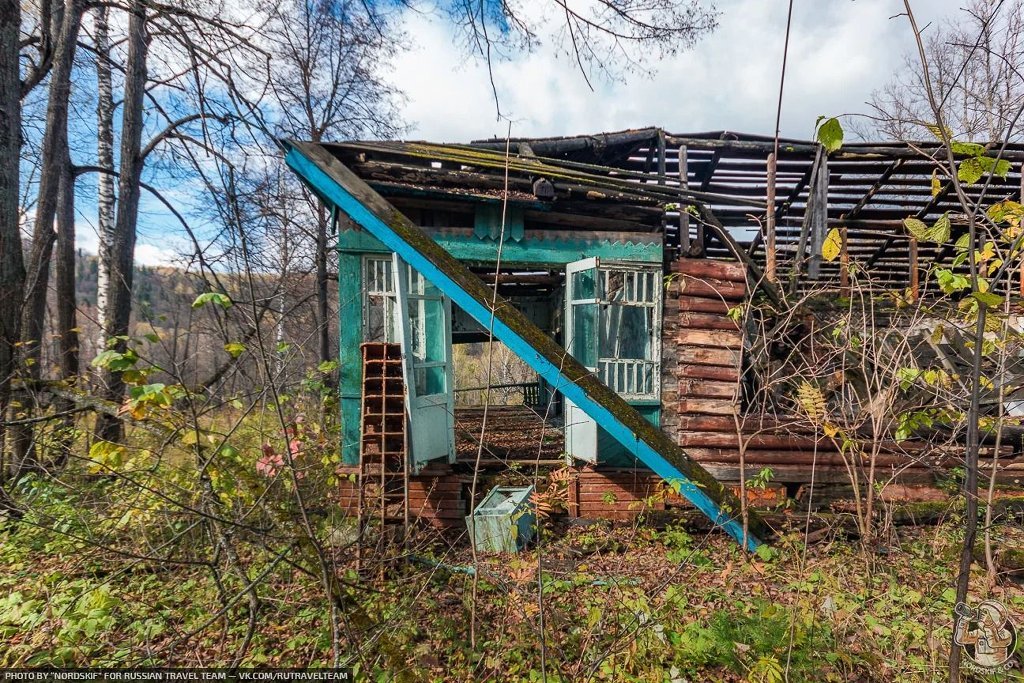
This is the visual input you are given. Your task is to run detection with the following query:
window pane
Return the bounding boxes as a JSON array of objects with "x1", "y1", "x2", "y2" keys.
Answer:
[
  {"x1": 600, "y1": 304, "x2": 652, "y2": 360},
  {"x1": 366, "y1": 294, "x2": 386, "y2": 342},
  {"x1": 407, "y1": 266, "x2": 440, "y2": 297},
  {"x1": 409, "y1": 298, "x2": 446, "y2": 363},
  {"x1": 571, "y1": 302, "x2": 597, "y2": 368},
  {"x1": 415, "y1": 365, "x2": 446, "y2": 396},
  {"x1": 572, "y1": 267, "x2": 596, "y2": 300}
]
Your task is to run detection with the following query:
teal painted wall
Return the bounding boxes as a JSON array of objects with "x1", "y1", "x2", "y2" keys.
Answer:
[
  {"x1": 337, "y1": 250, "x2": 364, "y2": 465},
  {"x1": 337, "y1": 228, "x2": 661, "y2": 266}
]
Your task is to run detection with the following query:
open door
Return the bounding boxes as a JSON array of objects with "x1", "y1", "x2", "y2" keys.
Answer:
[
  {"x1": 393, "y1": 254, "x2": 456, "y2": 473},
  {"x1": 564, "y1": 257, "x2": 600, "y2": 462},
  {"x1": 564, "y1": 257, "x2": 663, "y2": 463}
]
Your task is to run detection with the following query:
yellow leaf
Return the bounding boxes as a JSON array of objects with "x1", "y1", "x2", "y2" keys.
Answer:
[
  {"x1": 822, "y1": 228, "x2": 842, "y2": 262},
  {"x1": 796, "y1": 382, "x2": 827, "y2": 423},
  {"x1": 931, "y1": 170, "x2": 941, "y2": 197}
]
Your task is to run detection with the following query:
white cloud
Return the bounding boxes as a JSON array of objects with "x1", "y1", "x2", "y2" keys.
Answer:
[
  {"x1": 75, "y1": 219, "x2": 188, "y2": 267},
  {"x1": 389, "y1": 0, "x2": 966, "y2": 142}
]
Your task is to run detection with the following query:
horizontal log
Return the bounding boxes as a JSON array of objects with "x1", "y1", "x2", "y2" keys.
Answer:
[
  {"x1": 678, "y1": 432, "x2": 830, "y2": 449},
  {"x1": 699, "y1": 463, "x2": 940, "y2": 485},
  {"x1": 676, "y1": 379, "x2": 738, "y2": 399},
  {"x1": 684, "y1": 449, "x2": 960, "y2": 468},
  {"x1": 665, "y1": 297, "x2": 733, "y2": 314},
  {"x1": 671, "y1": 258, "x2": 747, "y2": 282},
  {"x1": 677, "y1": 415, "x2": 739, "y2": 432},
  {"x1": 676, "y1": 329, "x2": 743, "y2": 348},
  {"x1": 676, "y1": 347, "x2": 742, "y2": 367},
  {"x1": 675, "y1": 364, "x2": 740, "y2": 382},
  {"x1": 673, "y1": 312, "x2": 742, "y2": 331},
  {"x1": 677, "y1": 398, "x2": 738, "y2": 415},
  {"x1": 672, "y1": 276, "x2": 746, "y2": 301}
]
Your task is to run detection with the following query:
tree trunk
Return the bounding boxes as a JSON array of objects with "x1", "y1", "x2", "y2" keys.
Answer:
[
  {"x1": 13, "y1": 0, "x2": 83, "y2": 471},
  {"x1": 96, "y1": 0, "x2": 148, "y2": 444},
  {"x1": 93, "y1": 4, "x2": 115, "y2": 354},
  {"x1": 56, "y1": 152, "x2": 77, "y2": 381},
  {"x1": 20, "y1": 0, "x2": 84, "y2": 373},
  {"x1": 51, "y1": 149, "x2": 77, "y2": 473},
  {"x1": 0, "y1": 0, "x2": 26, "y2": 480},
  {"x1": 315, "y1": 203, "x2": 332, "y2": 382}
]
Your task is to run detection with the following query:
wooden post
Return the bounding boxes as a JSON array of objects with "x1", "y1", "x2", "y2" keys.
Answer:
[
  {"x1": 765, "y1": 153, "x2": 777, "y2": 283},
  {"x1": 839, "y1": 227, "x2": 850, "y2": 297},
  {"x1": 657, "y1": 129, "x2": 667, "y2": 185},
  {"x1": 678, "y1": 145, "x2": 690, "y2": 255},
  {"x1": 909, "y1": 237, "x2": 919, "y2": 302}
]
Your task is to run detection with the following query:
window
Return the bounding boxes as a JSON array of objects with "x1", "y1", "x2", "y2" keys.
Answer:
[
  {"x1": 598, "y1": 268, "x2": 659, "y2": 397},
  {"x1": 363, "y1": 255, "x2": 396, "y2": 343},
  {"x1": 566, "y1": 259, "x2": 661, "y2": 400}
]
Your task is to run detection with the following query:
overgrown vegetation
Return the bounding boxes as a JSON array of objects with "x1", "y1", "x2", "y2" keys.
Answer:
[{"x1": 3, "y1": 472, "x2": 1020, "y2": 681}]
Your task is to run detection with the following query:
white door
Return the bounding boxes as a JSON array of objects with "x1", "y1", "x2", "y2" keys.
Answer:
[
  {"x1": 393, "y1": 254, "x2": 456, "y2": 472},
  {"x1": 564, "y1": 257, "x2": 600, "y2": 463}
]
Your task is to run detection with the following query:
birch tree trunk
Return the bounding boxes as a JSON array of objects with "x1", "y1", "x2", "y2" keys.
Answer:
[
  {"x1": 0, "y1": 0, "x2": 26, "y2": 478},
  {"x1": 96, "y1": 0, "x2": 148, "y2": 443},
  {"x1": 94, "y1": 4, "x2": 115, "y2": 352}
]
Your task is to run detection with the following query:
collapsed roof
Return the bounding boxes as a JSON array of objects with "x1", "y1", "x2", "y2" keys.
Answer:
[{"x1": 323, "y1": 128, "x2": 1024, "y2": 293}]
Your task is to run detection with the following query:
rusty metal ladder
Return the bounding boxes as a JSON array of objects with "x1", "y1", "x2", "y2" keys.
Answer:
[{"x1": 355, "y1": 342, "x2": 409, "y2": 572}]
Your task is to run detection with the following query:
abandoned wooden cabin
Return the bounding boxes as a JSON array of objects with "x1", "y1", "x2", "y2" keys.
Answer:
[{"x1": 282, "y1": 128, "x2": 1024, "y2": 542}]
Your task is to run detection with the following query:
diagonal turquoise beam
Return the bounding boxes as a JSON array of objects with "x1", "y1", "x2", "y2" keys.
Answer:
[{"x1": 283, "y1": 139, "x2": 766, "y2": 551}]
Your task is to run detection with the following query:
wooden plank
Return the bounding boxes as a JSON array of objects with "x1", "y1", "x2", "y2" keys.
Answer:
[
  {"x1": 677, "y1": 347, "x2": 742, "y2": 367},
  {"x1": 671, "y1": 258, "x2": 747, "y2": 282},
  {"x1": 673, "y1": 276, "x2": 746, "y2": 301},
  {"x1": 676, "y1": 329, "x2": 743, "y2": 348},
  {"x1": 667, "y1": 297, "x2": 733, "y2": 314},
  {"x1": 677, "y1": 379, "x2": 738, "y2": 399},
  {"x1": 674, "y1": 312, "x2": 742, "y2": 331},
  {"x1": 678, "y1": 145, "x2": 690, "y2": 253},
  {"x1": 676, "y1": 364, "x2": 740, "y2": 382},
  {"x1": 677, "y1": 398, "x2": 738, "y2": 415}
]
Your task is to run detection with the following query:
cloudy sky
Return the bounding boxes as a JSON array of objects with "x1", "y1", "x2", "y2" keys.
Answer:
[
  {"x1": 117, "y1": 0, "x2": 970, "y2": 266},
  {"x1": 389, "y1": 0, "x2": 965, "y2": 142}
]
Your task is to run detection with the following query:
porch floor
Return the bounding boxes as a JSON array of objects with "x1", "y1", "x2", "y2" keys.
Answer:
[{"x1": 454, "y1": 405, "x2": 564, "y2": 468}]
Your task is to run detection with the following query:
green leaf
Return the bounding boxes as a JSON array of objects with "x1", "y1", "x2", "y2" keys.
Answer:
[
  {"x1": 978, "y1": 155, "x2": 1011, "y2": 178},
  {"x1": 821, "y1": 228, "x2": 842, "y2": 262},
  {"x1": 816, "y1": 117, "x2": 844, "y2": 153},
  {"x1": 903, "y1": 217, "x2": 930, "y2": 241},
  {"x1": 224, "y1": 342, "x2": 246, "y2": 358},
  {"x1": 958, "y1": 157, "x2": 984, "y2": 184},
  {"x1": 930, "y1": 213, "x2": 951, "y2": 244},
  {"x1": 91, "y1": 349, "x2": 138, "y2": 371},
  {"x1": 972, "y1": 291, "x2": 1003, "y2": 308},
  {"x1": 192, "y1": 292, "x2": 232, "y2": 309},
  {"x1": 951, "y1": 140, "x2": 985, "y2": 157}
]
